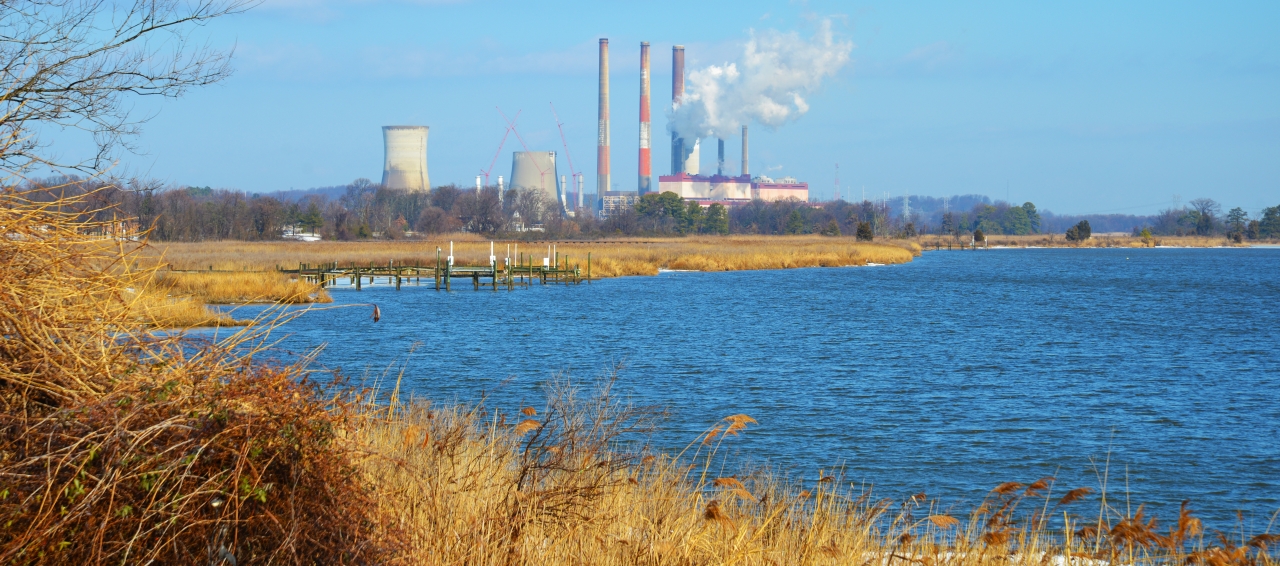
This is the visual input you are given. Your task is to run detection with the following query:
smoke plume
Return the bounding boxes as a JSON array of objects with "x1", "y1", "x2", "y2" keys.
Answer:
[{"x1": 668, "y1": 20, "x2": 853, "y2": 141}]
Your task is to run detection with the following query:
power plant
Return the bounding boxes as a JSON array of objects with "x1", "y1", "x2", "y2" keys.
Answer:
[
  {"x1": 381, "y1": 126, "x2": 429, "y2": 192},
  {"x1": 376, "y1": 40, "x2": 810, "y2": 216},
  {"x1": 657, "y1": 59, "x2": 808, "y2": 203},
  {"x1": 509, "y1": 151, "x2": 561, "y2": 206}
]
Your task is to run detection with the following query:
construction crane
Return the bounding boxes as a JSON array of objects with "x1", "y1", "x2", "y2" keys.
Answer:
[
  {"x1": 549, "y1": 103, "x2": 581, "y2": 210},
  {"x1": 479, "y1": 110, "x2": 520, "y2": 188},
  {"x1": 497, "y1": 107, "x2": 554, "y2": 201}
]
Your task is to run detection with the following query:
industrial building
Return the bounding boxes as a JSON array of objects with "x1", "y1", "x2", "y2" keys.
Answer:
[
  {"x1": 656, "y1": 125, "x2": 809, "y2": 204},
  {"x1": 509, "y1": 151, "x2": 563, "y2": 208},
  {"x1": 381, "y1": 126, "x2": 429, "y2": 192},
  {"x1": 648, "y1": 45, "x2": 808, "y2": 208}
]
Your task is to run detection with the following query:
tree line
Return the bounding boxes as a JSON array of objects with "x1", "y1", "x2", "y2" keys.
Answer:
[{"x1": 14, "y1": 176, "x2": 1279, "y2": 242}]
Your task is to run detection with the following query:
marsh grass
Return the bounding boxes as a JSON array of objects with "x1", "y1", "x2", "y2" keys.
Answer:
[
  {"x1": 355, "y1": 376, "x2": 1279, "y2": 565},
  {"x1": 1, "y1": 186, "x2": 397, "y2": 562},
  {"x1": 125, "y1": 287, "x2": 247, "y2": 327},
  {"x1": 155, "y1": 270, "x2": 332, "y2": 304},
  {"x1": 145, "y1": 235, "x2": 917, "y2": 278},
  {"x1": 4, "y1": 187, "x2": 1275, "y2": 564}
]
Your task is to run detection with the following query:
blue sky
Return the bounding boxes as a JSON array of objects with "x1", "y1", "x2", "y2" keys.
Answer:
[{"x1": 85, "y1": 0, "x2": 1277, "y2": 215}]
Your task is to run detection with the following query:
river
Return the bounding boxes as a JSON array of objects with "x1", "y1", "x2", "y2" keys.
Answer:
[{"x1": 217, "y1": 247, "x2": 1280, "y2": 528}]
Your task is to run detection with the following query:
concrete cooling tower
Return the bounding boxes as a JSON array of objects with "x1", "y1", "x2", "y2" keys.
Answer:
[
  {"x1": 509, "y1": 151, "x2": 560, "y2": 207},
  {"x1": 381, "y1": 126, "x2": 430, "y2": 191}
]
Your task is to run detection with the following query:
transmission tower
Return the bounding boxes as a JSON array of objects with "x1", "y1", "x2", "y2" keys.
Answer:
[{"x1": 834, "y1": 163, "x2": 840, "y2": 202}]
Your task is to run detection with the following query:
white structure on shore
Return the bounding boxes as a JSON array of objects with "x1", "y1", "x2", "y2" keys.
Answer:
[{"x1": 382, "y1": 126, "x2": 430, "y2": 192}]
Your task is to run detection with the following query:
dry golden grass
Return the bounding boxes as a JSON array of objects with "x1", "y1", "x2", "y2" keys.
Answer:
[
  {"x1": 354, "y1": 377, "x2": 1279, "y2": 565},
  {"x1": 145, "y1": 235, "x2": 916, "y2": 279},
  {"x1": 155, "y1": 270, "x2": 331, "y2": 304},
  {"x1": 126, "y1": 287, "x2": 246, "y2": 327},
  {"x1": 2, "y1": 186, "x2": 394, "y2": 562},
  {"x1": 7, "y1": 189, "x2": 1275, "y2": 564},
  {"x1": 916, "y1": 233, "x2": 1248, "y2": 249}
]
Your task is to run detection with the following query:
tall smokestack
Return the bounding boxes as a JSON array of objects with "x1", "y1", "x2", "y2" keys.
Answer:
[
  {"x1": 717, "y1": 138, "x2": 725, "y2": 176},
  {"x1": 671, "y1": 45, "x2": 684, "y2": 175},
  {"x1": 638, "y1": 42, "x2": 652, "y2": 194},
  {"x1": 741, "y1": 126, "x2": 749, "y2": 177},
  {"x1": 597, "y1": 38, "x2": 610, "y2": 195}
]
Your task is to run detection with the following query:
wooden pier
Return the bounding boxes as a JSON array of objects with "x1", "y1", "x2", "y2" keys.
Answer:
[{"x1": 276, "y1": 244, "x2": 593, "y2": 292}]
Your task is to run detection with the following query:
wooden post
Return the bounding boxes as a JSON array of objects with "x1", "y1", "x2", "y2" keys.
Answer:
[
  {"x1": 395, "y1": 266, "x2": 402, "y2": 290},
  {"x1": 435, "y1": 248, "x2": 441, "y2": 290},
  {"x1": 355, "y1": 266, "x2": 362, "y2": 291}
]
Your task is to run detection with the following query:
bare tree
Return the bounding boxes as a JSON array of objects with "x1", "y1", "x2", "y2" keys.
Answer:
[
  {"x1": 513, "y1": 187, "x2": 548, "y2": 226},
  {"x1": 1, "y1": 0, "x2": 254, "y2": 175}
]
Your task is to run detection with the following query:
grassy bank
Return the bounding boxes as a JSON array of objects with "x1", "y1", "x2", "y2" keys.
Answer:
[
  {"x1": 4, "y1": 192, "x2": 1274, "y2": 564},
  {"x1": 144, "y1": 235, "x2": 919, "y2": 278},
  {"x1": 915, "y1": 233, "x2": 1254, "y2": 249},
  {"x1": 155, "y1": 270, "x2": 331, "y2": 305}
]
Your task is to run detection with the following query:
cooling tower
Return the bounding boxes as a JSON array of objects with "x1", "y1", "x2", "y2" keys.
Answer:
[
  {"x1": 510, "y1": 151, "x2": 560, "y2": 208},
  {"x1": 597, "y1": 38, "x2": 611, "y2": 195},
  {"x1": 638, "y1": 41, "x2": 652, "y2": 195},
  {"x1": 381, "y1": 126, "x2": 429, "y2": 191}
]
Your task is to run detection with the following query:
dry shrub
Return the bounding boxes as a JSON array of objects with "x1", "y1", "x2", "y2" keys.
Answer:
[{"x1": 0, "y1": 186, "x2": 397, "y2": 563}]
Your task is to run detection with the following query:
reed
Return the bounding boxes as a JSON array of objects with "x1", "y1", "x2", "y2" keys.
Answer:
[
  {"x1": 354, "y1": 378, "x2": 1279, "y2": 565},
  {"x1": 126, "y1": 287, "x2": 247, "y2": 327},
  {"x1": 154, "y1": 270, "x2": 331, "y2": 304},
  {"x1": 0, "y1": 186, "x2": 398, "y2": 562},
  {"x1": 5, "y1": 189, "x2": 1274, "y2": 564},
  {"x1": 145, "y1": 235, "x2": 916, "y2": 278}
]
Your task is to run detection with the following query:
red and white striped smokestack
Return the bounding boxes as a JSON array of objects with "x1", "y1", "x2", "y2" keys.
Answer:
[
  {"x1": 597, "y1": 38, "x2": 610, "y2": 195},
  {"x1": 638, "y1": 42, "x2": 652, "y2": 194},
  {"x1": 671, "y1": 45, "x2": 685, "y2": 175}
]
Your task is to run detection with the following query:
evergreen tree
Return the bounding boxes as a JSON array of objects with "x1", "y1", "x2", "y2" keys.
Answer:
[
  {"x1": 1260, "y1": 205, "x2": 1280, "y2": 238},
  {"x1": 785, "y1": 210, "x2": 805, "y2": 234},
  {"x1": 1004, "y1": 206, "x2": 1031, "y2": 235},
  {"x1": 704, "y1": 203, "x2": 729, "y2": 235},
  {"x1": 1226, "y1": 207, "x2": 1248, "y2": 235},
  {"x1": 299, "y1": 201, "x2": 323, "y2": 234},
  {"x1": 684, "y1": 200, "x2": 704, "y2": 234},
  {"x1": 1021, "y1": 202, "x2": 1041, "y2": 233},
  {"x1": 819, "y1": 219, "x2": 841, "y2": 236},
  {"x1": 856, "y1": 221, "x2": 874, "y2": 241},
  {"x1": 1065, "y1": 220, "x2": 1091, "y2": 242}
]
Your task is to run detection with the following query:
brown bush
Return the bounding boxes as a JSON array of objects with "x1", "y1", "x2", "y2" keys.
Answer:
[{"x1": 0, "y1": 186, "x2": 397, "y2": 563}]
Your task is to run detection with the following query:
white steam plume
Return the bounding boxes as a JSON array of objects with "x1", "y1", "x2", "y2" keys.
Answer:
[{"x1": 668, "y1": 20, "x2": 853, "y2": 141}]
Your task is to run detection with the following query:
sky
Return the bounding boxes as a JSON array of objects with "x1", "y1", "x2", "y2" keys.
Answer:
[{"x1": 59, "y1": 0, "x2": 1280, "y2": 215}]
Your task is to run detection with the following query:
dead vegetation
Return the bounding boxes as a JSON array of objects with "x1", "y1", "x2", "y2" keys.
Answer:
[
  {"x1": 145, "y1": 235, "x2": 917, "y2": 279},
  {"x1": 154, "y1": 270, "x2": 331, "y2": 305},
  {"x1": 3, "y1": 188, "x2": 1275, "y2": 565},
  {"x1": 357, "y1": 378, "x2": 1278, "y2": 565},
  {"x1": 1, "y1": 187, "x2": 395, "y2": 562}
]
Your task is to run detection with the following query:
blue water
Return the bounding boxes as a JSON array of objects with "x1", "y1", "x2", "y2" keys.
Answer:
[{"x1": 220, "y1": 248, "x2": 1280, "y2": 527}]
